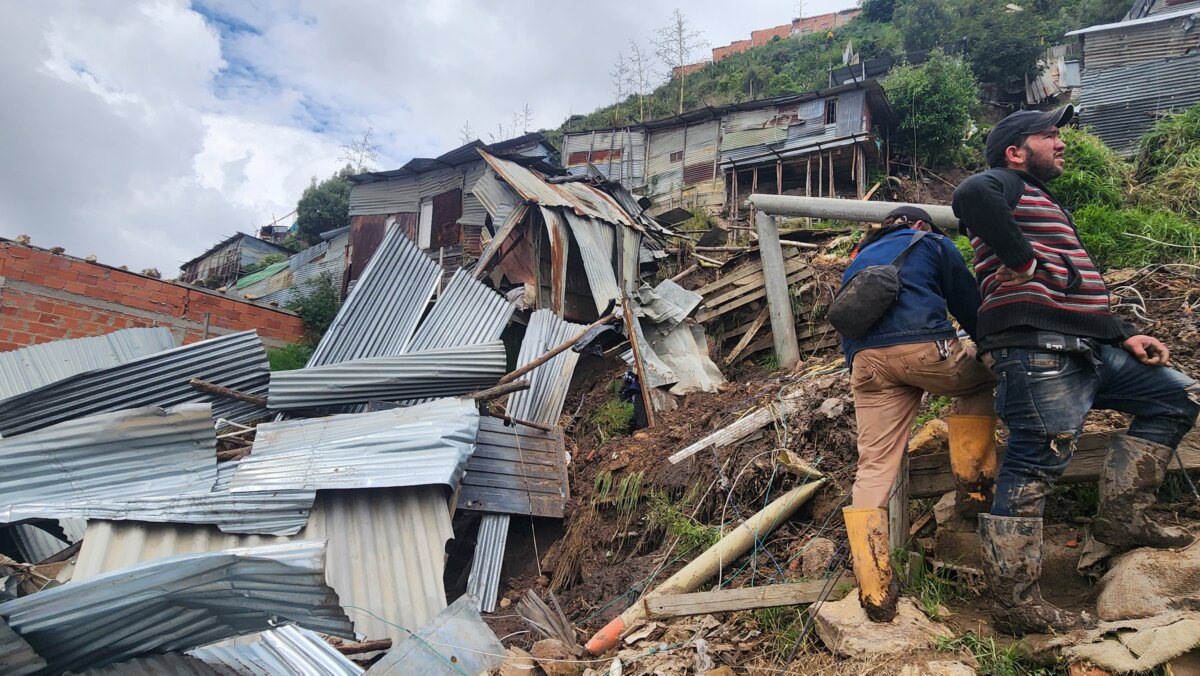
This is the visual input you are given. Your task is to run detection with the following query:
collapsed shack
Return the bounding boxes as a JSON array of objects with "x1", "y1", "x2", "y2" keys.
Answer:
[{"x1": 3, "y1": 181, "x2": 1200, "y2": 674}]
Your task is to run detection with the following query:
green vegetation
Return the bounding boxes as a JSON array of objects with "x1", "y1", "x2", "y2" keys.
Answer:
[
  {"x1": 936, "y1": 633, "x2": 1060, "y2": 675},
  {"x1": 286, "y1": 272, "x2": 342, "y2": 343},
  {"x1": 893, "y1": 547, "x2": 961, "y2": 620},
  {"x1": 1072, "y1": 205, "x2": 1199, "y2": 269},
  {"x1": 589, "y1": 397, "x2": 635, "y2": 443},
  {"x1": 883, "y1": 50, "x2": 979, "y2": 167},
  {"x1": 1048, "y1": 126, "x2": 1131, "y2": 212},
  {"x1": 295, "y1": 166, "x2": 353, "y2": 246},
  {"x1": 914, "y1": 395, "x2": 954, "y2": 430},
  {"x1": 267, "y1": 342, "x2": 313, "y2": 371},
  {"x1": 648, "y1": 491, "x2": 721, "y2": 553},
  {"x1": 751, "y1": 606, "x2": 811, "y2": 660}
]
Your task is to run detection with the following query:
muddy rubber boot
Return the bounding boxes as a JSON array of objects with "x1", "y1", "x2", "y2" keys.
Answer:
[
  {"x1": 1091, "y1": 434, "x2": 1194, "y2": 549},
  {"x1": 948, "y1": 414, "x2": 998, "y2": 517},
  {"x1": 978, "y1": 514, "x2": 1090, "y2": 636},
  {"x1": 843, "y1": 506, "x2": 899, "y2": 622}
]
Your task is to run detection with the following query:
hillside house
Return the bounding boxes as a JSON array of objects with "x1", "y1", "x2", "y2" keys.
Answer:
[
  {"x1": 179, "y1": 233, "x2": 294, "y2": 289},
  {"x1": 560, "y1": 81, "x2": 894, "y2": 216},
  {"x1": 1068, "y1": 1, "x2": 1200, "y2": 154}
]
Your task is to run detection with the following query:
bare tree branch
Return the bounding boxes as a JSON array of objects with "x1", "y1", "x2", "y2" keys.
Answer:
[
  {"x1": 338, "y1": 127, "x2": 381, "y2": 173},
  {"x1": 459, "y1": 121, "x2": 474, "y2": 145},
  {"x1": 651, "y1": 9, "x2": 709, "y2": 114},
  {"x1": 628, "y1": 41, "x2": 651, "y2": 122},
  {"x1": 610, "y1": 51, "x2": 629, "y2": 126}
]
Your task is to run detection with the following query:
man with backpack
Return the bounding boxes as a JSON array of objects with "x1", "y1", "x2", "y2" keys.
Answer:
[
  {"x1": 834, "y1": 205, "x2": 997, "y2": 622},
  {"x1": 952, "y1": 105, "x2": 1199, "y2": 635}
]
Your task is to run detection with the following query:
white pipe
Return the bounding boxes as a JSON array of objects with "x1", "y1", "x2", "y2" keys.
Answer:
[{"x1": 747, "y1": 194, "x2": 960, "y2": 232}]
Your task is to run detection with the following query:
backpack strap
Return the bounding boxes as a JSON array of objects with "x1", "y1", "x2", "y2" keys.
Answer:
[{"x1": 889, "y1": 229, "x2": 928, "y2": 268}]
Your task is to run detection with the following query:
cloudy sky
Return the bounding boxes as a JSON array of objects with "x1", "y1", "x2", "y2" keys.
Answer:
[{"x1": 0, "y1": 0, "x2": 849, "y2": 275}]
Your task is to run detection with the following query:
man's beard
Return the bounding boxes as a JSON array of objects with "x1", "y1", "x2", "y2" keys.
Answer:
[{"x1": 1026, "y1": 151, "x2": 1064, "y2": 182}]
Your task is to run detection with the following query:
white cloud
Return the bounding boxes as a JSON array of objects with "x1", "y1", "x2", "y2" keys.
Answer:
[{"x1": 0, "y1": 0, "x2": 853, "y2": 274}]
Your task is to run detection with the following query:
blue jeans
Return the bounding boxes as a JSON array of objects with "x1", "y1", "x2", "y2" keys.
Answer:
[{"x1": 989, "y1": 343, "x2": 1200, "y2": 516}]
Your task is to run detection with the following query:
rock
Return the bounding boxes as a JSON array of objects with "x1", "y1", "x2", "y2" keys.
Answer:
[
  {"x1": 704, "y1": 667, "x2": 737, "y2": 676},
  {"x1": 814, "y1": 593, "x2": 953, "y2": 658},
  {"x1": 909, "y1": 419, "x2": 950, "y2": 456},
  {"x1": 499, "y1": 596, "x2": 512, "y2": 609},
  {"x1": 818, "y1": 398, "x2": 845, "y2": 418},
  {"x1": 531, "y1": 638, "x2": 582, "y2": 676},
  {"x1": 899, "y1": 662, "x2": 976, "y2": 676},
  {"x1": 934, "y1": 492, "x2": 957, "y2": 527},
  {"x1": 801, "y1": 537, "x2": 836, "y2": 577},
  {"x1": 499, "y1": 646, "x2": 538, "y2": 676}
]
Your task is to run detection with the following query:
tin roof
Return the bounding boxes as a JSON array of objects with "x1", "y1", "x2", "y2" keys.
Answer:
[{"x1": 0, "y1": 327, "x2": 176, "y2": 400}]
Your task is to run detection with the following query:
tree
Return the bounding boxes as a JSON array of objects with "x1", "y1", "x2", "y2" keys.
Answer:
[
  {"x1": 652, "y1": 9, "x2": 709, "y2": 114},
  {"x1": 518, "y1": 103, "x2": 534, "y2": 134},
  {"x1": 295, "y1": 166, "x2": 353, "y2": 245},
  {"x1": 861, "y1": 0, "x2": 896, "y2": 22},
  {"x1": 286, "y1": 272, "x2": 341, "y2": 343},
  {"x1": 893, "y1": 0, "x2": 953, "y2": 51},
  {"x1": 459, "y1": 121, "x2": 474, "y2": 145},
  {"x1": 338, "y1": 128, "x2": 380, "y2": 173},
  {"x1": 610, "y1": 51, "x2": 630, "y2": 126},
  {"x1": 958, "y1": 2, "x2": 1045, "y2": 97},
  {"x1": 882, "y1": 49, "x2": 979, "y2": 167},
  {"x1": 628, "y1": 41, "x2": 652, "y2": 122}
]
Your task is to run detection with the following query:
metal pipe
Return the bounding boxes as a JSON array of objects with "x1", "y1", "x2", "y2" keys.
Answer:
[{"x1": 747, "y1": 194, "x2": 960, "y2": 231}]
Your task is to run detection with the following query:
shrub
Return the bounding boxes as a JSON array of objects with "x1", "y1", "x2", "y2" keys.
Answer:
[
  {"x1": 286, "y1": 272, "x2": 341, "y2": 343},
  {"x1": 1134, "y1": 103, "x2": 1200, "y2": 180},
  {"x1": 883, "y1": 50, "x2": 979, "y2": 168},
  {"x1": 1073, "y1": 204, "x2": 1199, "y2": 269},
  {"x1": 268, "y1": 342, "x2": 313, "y2": 371},
  {"x1": 1137, "y1": 147, "x2": 1200, "y2": 221},
  {"x1": 1048, "y1": 126, "x2": 1132, "y2": 212}
]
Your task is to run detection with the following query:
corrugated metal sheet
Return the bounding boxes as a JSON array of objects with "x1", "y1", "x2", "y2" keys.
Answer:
[
  {"x1": 0, "y1": 541, "x2": 353, "y2": 675},
  {"x1": 77, "y1": 653, "x2": 230, "y2": 675},
  {"x1": 0, "y1": 405, "x2": 217, "y2": 523},
  {"x1": 407, "y1": 269, "x2": 514, "y2": 351},
  {"x1": 348, "y1": 176, "x2": 421, "y2": 216},
  {"x1": 1077, "y1": 11, "x2": 1200, "y2": 71},
  {"x1": 561, "y1": 129, "x2": 647, "y2": 188},
  {"x1": 418, "y1": 166, "x2": 465, "y2": 200},
  {"x1": 72, "y1": 487, "x2": 454, "y2": 646},
  {"x1": 189, "y1": 625, "x2": 364, "y2": 676},
  {"x1": 9, "y1": 524, "x2": 71, "y2": 565},
  {"x1": 478, "y1": 151, "x2": 637, "y2": 228},
  {"x1": 472, "y1": 169, "x2": 522, "y2": 229},
  {"x1": 457, "y1": 417, "x2": 568, "y2": 518},
  {"x1": 0, "y1": 327, "x2": 176, "y2": 400},
  {"x1": 646, "y1": 126, "x2": 685, "y2": 179},
  {"x1": 230, "y1": 399, "x2": 479, "y2": 492},
  {"x1": 508, "y1": 310, "x2": 585, "y2": 425},
  {"x1": 0, "y1": 331, "x2": 269, "y2": 438},
  {"x1": 267, "y1": 343, "x2": 506, "y2": 410},
  {"x1": 558, "y1": 210, "x2": 622, "y2": 315},
  {"x1": 1079, "y1": 53, "x2": 1200, "y2": 154},
  {"x1": 1070, "y1": 5, "x2": 1200, "y2": 34},
  {"x1": 836, "y1": 89, "x2": 867, "y2": 136},
  {"x1": 720, "y1": 127, "x2": 788, "y2": 151},
  {"x1": 307, "y1": 225, "x2": 442, "y2": 367},
  {"x1": 365, "y1": 596, "x2": 505, "y2": 675},
  {"x1": 465, "y1": 513, "x2": 509, "y2": 614},
  {"x1": 0, "y1": 618, "x2": 45, "y2": 676}
]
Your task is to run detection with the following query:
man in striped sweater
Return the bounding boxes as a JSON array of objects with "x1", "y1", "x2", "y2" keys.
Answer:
[{"x1": 952, "y1": 105, "x2": 1200, "y2": 636}]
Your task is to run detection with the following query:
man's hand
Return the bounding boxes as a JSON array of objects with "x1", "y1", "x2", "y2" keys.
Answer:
[
  {"x1": 995, "y1": 259, "x2": 1036, "y2": 287},
  {"x1": 1123, "y1": 335, "x2": 1171, "y2": 366}
]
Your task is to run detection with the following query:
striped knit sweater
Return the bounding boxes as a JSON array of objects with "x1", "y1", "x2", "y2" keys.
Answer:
[{"x1": 952, "y1": 168, "x2": 1133, "y2": 345}]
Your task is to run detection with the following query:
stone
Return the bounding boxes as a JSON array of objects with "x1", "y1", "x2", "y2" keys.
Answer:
[
  {"x1": 703, "y1": 667, "x2": 737, "y2": 676},
  {"x1": 934, "y1": 492, "x2": 958, "y2": 527},
  {"x1": 801, "y1": 537, "x2": 836, "y2": 577},
  {"x1": 926, "y1": 660, "x2": 977, "y2": 675},
  {"x1": 814, "y1": 593, "x2": 953, "y2": 658},
  {"x1": 531, "y1": 638, "x2": 583, "y2": 676},
  {"x1": 910, "y1": 419, "x2": 950, "y2": 456},
  {"x1": 499, "y1": 646, "x2": 538, "y2": 676}
]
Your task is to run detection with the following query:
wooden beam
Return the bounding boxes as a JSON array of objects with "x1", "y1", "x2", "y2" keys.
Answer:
[
  {"x1": 724, "y1": 308, "x2": 769, "y2": 365},
  {"x1": 470, "y1": 379, "x2": 530, "y2": 401},
  {"x1": 622, "y1": 293, "x2": 657, "y2": 427},
  {"x1": 909, "y1": 429, "x2": 1200, "y2": 498},
  {"x1": 498, "y1": 309, "x2": 616, "y2": 385},
  {"x1": 473, "y1": 203, "x2": 530, "y2": 280},
  {"x1": 642, "y1": 581, "x2": 847, "y2": 619},
  {"x1": 190, "y1": 378, "x2": 267, "y2": 407}
]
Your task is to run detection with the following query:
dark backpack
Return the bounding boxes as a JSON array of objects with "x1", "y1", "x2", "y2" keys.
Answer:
[{"x1": 827, "y1": 230, "x2": 928, "y2": 340}]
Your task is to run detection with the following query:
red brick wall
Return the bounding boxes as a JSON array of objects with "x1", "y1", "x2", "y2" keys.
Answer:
[
  {"x1": 751, "y1": 25, "x2": 792, "y2": 47},
  {"x1": 713, "y1": 40, "x2": 753, "y2": 62},
  {"x1": 0, "y1": 241, "x2": 306, "y2": 353}
]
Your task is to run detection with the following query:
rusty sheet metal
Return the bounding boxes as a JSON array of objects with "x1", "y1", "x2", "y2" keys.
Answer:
[
  {"x1": 0, "y1": 331, "x2": 269, "y2": 437},
  {"x1": 1079, "y1": 53, "x2": 1200, "y2": 154},
  {"x1": 0, "y1": 327, "x2": 175, "y2": 400},
  {"x1": 267, "y1": 343, "x2": 506, "y2": 410},
  {"x1": 230, "y1": 398, "x2": 479, "y2": 492},
  {"x1": 508, "y1": 310, "x2": 586, "y2": 426},
  {"x1": 471, "y1": 169, "x2": 522, "y2": 228},
  {"x1": 561, "y1": 128, "x2": 647, "y2": 188},
  {"x1": 457, "y1": 416, "x2": 568, "y2": 518},
  {"x1": 556, "y1": 209, "x2": 622, "y2": 316},
  {"x1": 308, "y1": 224, "x2": 442, "y2": 367},
  {"x1": 478, "y1": 151, "x2": 639, "y2": 229},
  {"x1": 0, "y1": 540, "x2": 353, "y2": 675},
  {"x1": 72, "y1": 486, "x2": 455, "y2": 646},
  {"x1": 365, "y1": 595, "x2": 505, "y2": 675}
]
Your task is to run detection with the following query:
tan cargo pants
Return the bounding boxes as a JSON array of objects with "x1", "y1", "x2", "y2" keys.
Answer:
[{"x1": 850, "y1": 339, "x2": 995, "y2": 508}]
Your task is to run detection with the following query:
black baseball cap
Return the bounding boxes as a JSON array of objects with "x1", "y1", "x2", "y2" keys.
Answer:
[
  {"x1": 885, "y1": 205, "x2": 934, "y2": 224},
  {"x1": 985, "y1": 105, "x2": 1073, "y2": 168}
]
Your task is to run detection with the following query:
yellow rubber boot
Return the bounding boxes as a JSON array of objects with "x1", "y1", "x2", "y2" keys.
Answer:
[
  {"x1": 843, "y1": 506, "x2": 899, "y2": 622},
  {"x1": 948, "y1": 414, "x2": 998, "y2": 517}
]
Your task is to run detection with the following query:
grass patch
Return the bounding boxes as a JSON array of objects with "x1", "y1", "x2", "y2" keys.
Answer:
[
  {"x1": 893, "y1": 546, "x2": 961, "y2": 621},
  {"x1": 589, "y1": 397, "x2": 634, "y2": 443},
  {"x1": 1072, "y1": 204, "x2": 1199, "y2": 269},
  {"x1": 952, "y1": 234, "x2": 974, "y2": 267},
  {"x1": 936, "y1": 633, "x2": 1062, "y2": 675},
  {"x1": 1138, "y1": 147, "x2": 1200, "y2": 221},
  {"x1": 758, "y1": 351, "x2": 781, "y2": 371},
  {"x1": 1135, "y1": 103, "x2": 1200, "y2": 181},
  {"x1": 752, "y1": 606, "x2": 812, "y2": 661},
  {"x1": 593, "y1": 470, "x2": 614, "y2": 507},
  {"x1": 614, "y1": 471, "x2": 644, "y2": 525},
  {"x1": 914, "y1": 395, "x2": 955, "y2": 431},
  {"x1": 647, "y1": 490, "x2": 721, "y2": 554},
  {"x1": 1048, "y1": 126, "x2": 1132, "y2": 213},
  {"x1": 1047, "y1": 482, "x2": 1099, "y2": 517},
  {"x1": 267, "y1": 342, "x2": 313, "y2": 371}
]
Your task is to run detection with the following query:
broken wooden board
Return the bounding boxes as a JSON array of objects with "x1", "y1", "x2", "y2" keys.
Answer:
[
  {"x1": 457, "y1": 417, "x2": 569, "y2": 518},
  {"x1": 642, "y1": 580, "x2": 847, "y2": 619},
  {"x1": 909, "y1": 428, "x2": 1200, "y2": 498},
  {"x1": 695, "y1": 249, "x2": 813, "y2": 324}
]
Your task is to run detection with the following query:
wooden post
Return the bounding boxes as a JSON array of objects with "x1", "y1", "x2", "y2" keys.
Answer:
[
  {"x1": 621, "y1": 294, "x2": 657, "y2": 428},
  {"x1": 828, "y1": 151, "x2": 835, "y2": 198},
  {"x1": 752, "y1": 211, "x2": 800, "y2": 368},
  {"x1": 888, "y1": 451, "x2": 911, "y2": 550},
  {"x1": 818, "y1": 152, "x2": 824, "y2": 198},
  {"x1": 806, "y1": 157, "x2": 813, "y2": 227},
  {"x1": 201, "y1": 312, "x2": 211, "y2": 340},
  {"x1": 776, "y1": 159, "x2": 783, "y2": 195}
]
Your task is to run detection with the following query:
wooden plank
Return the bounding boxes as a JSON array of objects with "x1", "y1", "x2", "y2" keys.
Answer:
[
  {"x1": 693, "y1": 247, "x2": 803, "y2": 298},
  {"x1": 725, "y1": 308, "x2": 770, "y2": 365},
  {"x1": 696, "y1": 267, "x2": 814, "y2": 323},
  {"x1": 889, "y1": 452, "x2": 910, "y2": 550},
  {"x1": 909, "y1": 429, "x2": 1200, "y2": 498},
  {"x1": 701, "y1": 257, "x2": 809, "y2": 309},
  {"x1": 642, "y1": 581, "x2": 846, "y2": 619}
]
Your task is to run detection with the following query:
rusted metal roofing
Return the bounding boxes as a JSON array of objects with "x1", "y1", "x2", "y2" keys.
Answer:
[
  {"x1": 72, "y1": 487, "x2": 455, "y2": 646},
  {"x1": 557, "y1": 210, "x2": 623, "y2": 315},
  {"x1": 561, "y1": 128, "x2": 647, "y2": 188},
  {"x1": 1078, "y1": 53, "x2": 1200, "y2": 154},
  {"x1": 230, "y1": 398, "x2": 480, "y2": 492},
  {"x1": 0, "y1": 331, "x2": 269, "y2": 437},
  {"x1": 0, "y1": 540, "x2": 353, "y2": 675},
  {"x1": 478, "y1": 151, "x2": 640, "y2": 229},
  {"x1": 365, "y1": 596, "x2": 505, "y2": 675},
  {"x1": 1071, "y1": 8, "x2": 1200, "y2": 70},
  {"x1": 306, "y1": 225, "x2": 441, "y2": 367},
  {"x1": 0, "y1": 327, "x2": 176, "y2": 400},
  {"x1": 267, "y1": 342, "x2": 506, "y2": 410},
  {"x1": 457, "y1": 416, "x2": 568, "y2": 518}
]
